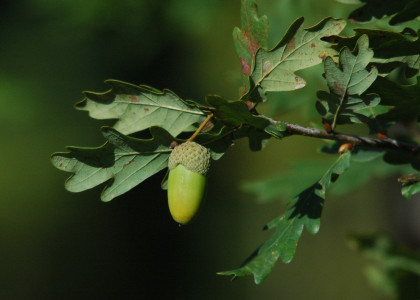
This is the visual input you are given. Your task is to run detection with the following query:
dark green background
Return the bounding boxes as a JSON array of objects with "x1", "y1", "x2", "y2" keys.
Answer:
[{"x1": 1, "y1": 0, "x2": 418, "y2": 299}]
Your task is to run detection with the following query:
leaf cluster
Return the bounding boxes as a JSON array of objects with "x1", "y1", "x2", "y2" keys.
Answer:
[
  {"x1": 337, "y1": 0, "x2": 420, "y2": 26},
  {"x1": 51, "y1": 0, "x2": 420, "y2": 288}
]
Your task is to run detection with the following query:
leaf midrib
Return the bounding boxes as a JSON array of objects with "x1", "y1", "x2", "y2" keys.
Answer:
[
  {"x1": 332, "y1": 50, "x2": 361, "y2": 129},
  {"x1": 253, "y1": 23, "x2": 333, "y2": 90},
  {"x1": 113, "y1": 99, "x2": 205, "y2": 116}
]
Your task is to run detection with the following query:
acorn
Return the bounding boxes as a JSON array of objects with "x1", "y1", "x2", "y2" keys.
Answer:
[{"x1": 167, "y1": 141, "x2": 211, "y2": 225}]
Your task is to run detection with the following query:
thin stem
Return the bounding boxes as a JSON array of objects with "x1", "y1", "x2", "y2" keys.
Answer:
[
  {"x1": 331, "y1": 59, "x2": 357, "y2": 130},
  {"x1": 192, "y1": 103, "x2": 418, "y2": 154},
  {"x1": 187, "y1": 113, "x2": 214, "y2": 142},
  {"x1": 259, "y1": 114, "x2": 419, "y2": 153}
]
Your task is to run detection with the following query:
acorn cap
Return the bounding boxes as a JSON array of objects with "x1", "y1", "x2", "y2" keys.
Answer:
[{"x1": 168, "y1": 141, "x2": 210, "y2": 176}]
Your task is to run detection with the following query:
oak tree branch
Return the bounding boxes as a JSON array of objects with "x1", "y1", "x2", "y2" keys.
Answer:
[{"x1": 261, "y1": 115, "x2": 419, "y2": 153}]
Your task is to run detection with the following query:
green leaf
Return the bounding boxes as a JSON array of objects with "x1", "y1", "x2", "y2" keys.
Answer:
[
  {"x1": 316, "y1": 35, "x2": 380, "y2": 129},
  {"x1": 243, "y1": 147, "x2": 401, "y2": 204},
  {"x1": 390, "y1": 0, "x2": 420, "y2": 25},
  {"x1": 324, "y1": 35, "x2": 376, "y2": 95},
  {"x1": 206, "y1": 95, "x2": 286, "y2": 140},
  {"x1": 324, "y1": 28, "x2": 420, "y2": 79},
  {"x1": 337, "y1": 0, "x2": 419, "y2": 25},
  {"x1": 399, "y1": 174, "x2": 420, "y2": 199},
  {"x1": 256, "y1": 145, "x2": 418, "y2": 200},
  {"x1": 401, "y1": 182, "x2": 420, "y2": 199},
  {"x1": 219, "y1": 151, "x2": 351, "y2": 284},
  {"x1": 207, "y1": 95, "x2": 269, "y2": 128},
  {"x1": 368, "y1": 76, "x2": 420, "y2": 121},
  {"x1": 242, "y1": 17, "x2": 346, "y2": 102},
  {"x1": 76, "y1": 80, "x2": 206, "y2": 136},
  {"x1": 233, "y1": 0, "x2": 269, "y2": 96},
  {"x1": 321, "y1": 145, "x2": 419, "y2": 195},
  {"x1": 317, "y1": 91, "x2": 383, "y2": 125},
  {"x1": 241, "y1": 160, "x2": 333, "y2": 203},
  {"x1": 263, "y1": 122, "x2": 287, "y2": 139},
  {"x1": 332, "y1": 152, "x2": 415, "y2": 195},
  {"x1": 239, "y1": 126, "x2": 272, "y2": 151},
  {"x1": 51, "y1": 127, "x2": 174, "y2": 202},
  {"x1": 349, "y1": 148, "x2": 386, "y2": 163}
]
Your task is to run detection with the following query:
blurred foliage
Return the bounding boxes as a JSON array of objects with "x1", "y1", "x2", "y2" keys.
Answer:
[
  {"x1": 348, "y1": 232, "x2": 420, "y2": 299},
  {"x1": 2, "y1": 0, "x2": 420, "y2": 299}
]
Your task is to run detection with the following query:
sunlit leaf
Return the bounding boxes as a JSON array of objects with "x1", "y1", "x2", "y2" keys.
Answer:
[
  {"x1": 76, "y1": 80, "x2": 206, "y2": 136},
  {"x1": 51, "y1": 127, "x2": 174, "y2": 202},
  {"x1": 219, "y1": 151, "x2": 351, "y2": 284},
  {"x1": 242, "y1": 17, "x2": 346, "y2": 102},
  {"x1": 324, "y1": 28, "x2": 420, "y2": 79},
  {"x1": 401, "y1": 182, "x2": 420, "y2": 199},
  {"x1": 399, "y1": 174, "x2": 420, "y2": 199},
  {"x1": 263, "y1": 122, "x2": 287, "y2": 139},
  {"x1": 233, "y1": 0, "x2": 269, "y2": 96}
]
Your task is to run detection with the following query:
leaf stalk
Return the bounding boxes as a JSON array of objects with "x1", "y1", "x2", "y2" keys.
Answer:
[{"x1": 187, "y1": 113, "x2": 214, "y2": 142}]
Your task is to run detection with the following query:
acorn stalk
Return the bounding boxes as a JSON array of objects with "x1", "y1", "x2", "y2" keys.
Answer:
[{"x1": 167, "y1": 141, "x2": 210, "y2": 224}]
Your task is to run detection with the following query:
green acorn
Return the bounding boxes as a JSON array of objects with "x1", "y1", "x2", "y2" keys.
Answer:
[{"x1": 167, "y1": 141, "x2": 211, "y2": 225}]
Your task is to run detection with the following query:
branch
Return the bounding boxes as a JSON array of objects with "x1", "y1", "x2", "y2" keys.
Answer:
[{"x1": 261, "y1": 115, "x2": 419, "y2": 153}]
